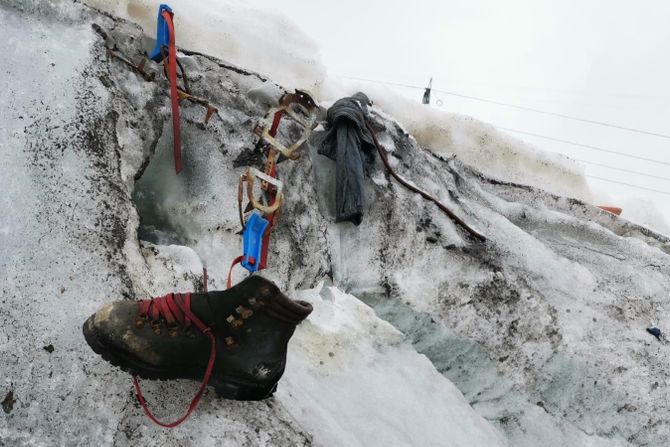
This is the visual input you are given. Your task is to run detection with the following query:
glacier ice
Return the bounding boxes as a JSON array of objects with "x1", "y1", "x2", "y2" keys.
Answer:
[{"x1": 3, "y1": 1, "x2": 670, "y2": 446}]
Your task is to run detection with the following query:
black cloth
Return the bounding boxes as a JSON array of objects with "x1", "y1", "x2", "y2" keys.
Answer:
[{"x1": 318, "y1": 93, "x2": 375, "y2": 225}]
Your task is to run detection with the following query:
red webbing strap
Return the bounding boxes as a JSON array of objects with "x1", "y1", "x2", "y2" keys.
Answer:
[
  {"x1": 268, "y1": 109, "x2": 283, "y2": 135},
  {"x1": 226, "y1": 255, "x2": 244, "y2": 289},
  {"x1": 162, "y1": 10, "x2": 182, "y2": 174},
  {"x1": 133, "y1": 293, "x2": 216, "y2": 428},
  {"x1": 202, "y1": 267, "x2": 208, "y2": 292},
  {"x1": 259, "y1": 170, "x2": 278, "y2": 270},
  {"x1": 258, "y1": 110, "x2": 284, "y2": 270}
]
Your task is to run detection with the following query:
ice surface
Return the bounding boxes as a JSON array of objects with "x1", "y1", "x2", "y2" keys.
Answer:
[
  {"x1": 4, "y1": 1, "x2": 670, "y2": 446},
  {"x1": 372, "y1": 299, "x2": 629, "y2": 447},
  {"x1": 591, "y1": 187, "x2": 670, "y2": 237},
  {"x1": 278, "y1": 285, "x2": 505, "y2": 447}
]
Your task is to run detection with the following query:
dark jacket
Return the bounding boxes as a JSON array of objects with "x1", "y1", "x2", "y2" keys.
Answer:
[{"x1": 318, "y1": 93, "x2": 375, "y2": 225}]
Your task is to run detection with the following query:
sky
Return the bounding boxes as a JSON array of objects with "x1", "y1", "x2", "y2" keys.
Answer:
[{"x1": 252, "y1": 0, "x2": 670, "y2": 224}]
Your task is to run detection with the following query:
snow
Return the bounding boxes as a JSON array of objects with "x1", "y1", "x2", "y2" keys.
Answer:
[
  {"x1": 278, "y1": 285, "x2": 505, "y2": 447},
  {"x1": 591, "y1": 189, "x2": 670, "y2": 237},
  {"x1": 4, "y1": 1, "x2": 670, "y2": 446},
  {"x1": 83, "y1": 0, "x2": 326, "y2": 91}
]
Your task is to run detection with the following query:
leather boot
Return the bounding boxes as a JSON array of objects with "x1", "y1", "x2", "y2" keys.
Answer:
[{"x1": 83, "y1": 275, "x2": 312, "y2": 400}]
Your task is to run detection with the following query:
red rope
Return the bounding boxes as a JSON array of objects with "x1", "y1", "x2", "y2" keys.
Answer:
[
  {"x1": 133, "y1": 293, "x2": 216, "y2": 427},
  {"x1": 269, "y1": 109, "x2": 283, "y2": 135},
  {"x1": 162, "y1": 10, "x2": 182, "y2": 174}
]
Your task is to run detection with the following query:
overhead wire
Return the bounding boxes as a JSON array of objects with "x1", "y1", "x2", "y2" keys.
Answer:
[
  {"x1": 498, "y1": 127, "x2": 670, "y2": 167},
  {"x1": 433, "y1": 89, "x2": 670, "y2": 139},
  {"x1": 573, "y1": 159, "x2": 670, "y2": 183},
  {"x1": 340, "y1": 75, "x2": 670, "y2": 138},
  {"x1": 586, "y1": 176, "x2": 670, "y2": 196},
  {"x1": 340, "y1": 75, "x2": 670, "y2": 195}
]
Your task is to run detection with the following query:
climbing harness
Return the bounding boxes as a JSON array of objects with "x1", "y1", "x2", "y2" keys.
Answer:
[
  {"x1": 364, "y1": 121, "x2": 487, "y2": 242},
  {"x1": 231, "y1": 90, "x2": 319, "y2": 279}
]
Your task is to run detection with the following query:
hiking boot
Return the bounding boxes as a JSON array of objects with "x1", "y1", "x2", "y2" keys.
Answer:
[{"x1": 82, "y1": 275, "x2": 312, "y2": 401}]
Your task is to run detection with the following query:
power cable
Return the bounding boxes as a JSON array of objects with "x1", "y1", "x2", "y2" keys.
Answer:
[
  {"x1": 340, "y1": 75, "x2": 670, "y2": 139},
  {"x1": 499, "y1": 127, "x2": 670, "y2": 167},
  {"x1": 339, "y1": 76, "x2": 670, "y2": 195},
  {"x1": 436, "y1": 91, "x2": 670, "y2": 138},
  {"x1": 575, "y1": 159, "x2": 670, "y2": 183},
  {"x1": 586, "y1": 176, "x2": 670, "y2": 196}
]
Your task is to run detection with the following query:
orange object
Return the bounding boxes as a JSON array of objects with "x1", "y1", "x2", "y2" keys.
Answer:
[{"x1": 597, "y1": 206, "x2": 622, "y2": 216}]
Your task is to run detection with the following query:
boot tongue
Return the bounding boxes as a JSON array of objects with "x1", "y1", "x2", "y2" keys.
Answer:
[
  {"x1": 189, "y1": 293, "x2": 220, "y2": 329},
  {"x1": 190, "y1": 289, "x2": 248, "y2": 329}
]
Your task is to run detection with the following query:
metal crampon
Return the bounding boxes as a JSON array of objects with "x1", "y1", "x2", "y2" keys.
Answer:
[
  {"x1": 236, "y1": 90, "x2": 319, "y2": 272},
  {"x1": 93, "y1": 22, "x2": 218, "y2": 127},
  {"x1": 253, "y1": 89, "x2": 319, "y2": 160},
  {"x1": 237, "y1": 167, "x2": 284, "y2": 228}
]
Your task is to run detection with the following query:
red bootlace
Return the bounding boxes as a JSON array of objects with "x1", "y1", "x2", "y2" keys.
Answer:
[{"x1": 132, "y1": 293, "x2": 216, "y2": 428}]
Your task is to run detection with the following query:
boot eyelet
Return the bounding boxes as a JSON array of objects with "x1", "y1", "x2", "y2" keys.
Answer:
[
  {"x1": 248, "y1": 298, "x2": 265, "y2": 309},
  {"x1": 236, "y1": 306, "x2": 253, "y2": 319},
  {"x1": 151, "y1": 322, "x2": 161, "y2": 335}
]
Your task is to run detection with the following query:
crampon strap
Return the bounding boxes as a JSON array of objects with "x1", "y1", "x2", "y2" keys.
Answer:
[
  {"x1": 258, "y1": 110, "x2": 283, "y2": 269},
  {"x1": 132, "y1": 293, "x2": 215, "y2": 428},
  {"x1": 162, "y1": 9, "x2": 182, "y2": 174},
  {"x1": 227, "y1": 255, "x2": 244, "y2": 289}
]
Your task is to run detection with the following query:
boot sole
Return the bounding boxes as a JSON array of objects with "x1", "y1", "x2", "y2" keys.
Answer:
[{"x1": 82, "y1": 316, "x2": 278, "y2": 401}]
